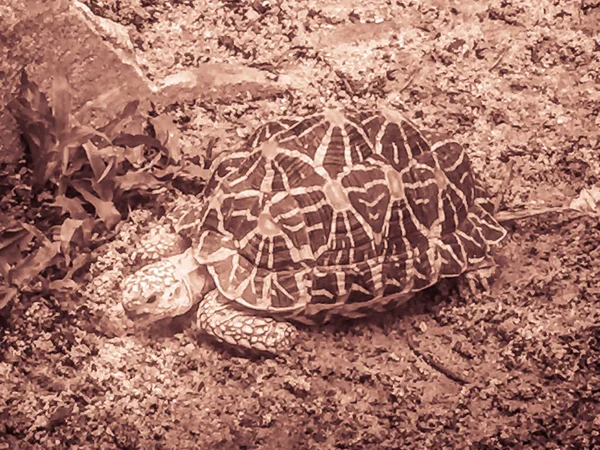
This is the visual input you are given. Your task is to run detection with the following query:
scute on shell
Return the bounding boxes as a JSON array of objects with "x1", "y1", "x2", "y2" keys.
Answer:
[{"x1": 186, "y1": 109, "x2": 507, "y2": 324}]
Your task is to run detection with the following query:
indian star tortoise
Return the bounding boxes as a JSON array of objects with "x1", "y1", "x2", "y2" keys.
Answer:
[{"x1": 121, "y1": 108, "x2": 506, "y2": 353}]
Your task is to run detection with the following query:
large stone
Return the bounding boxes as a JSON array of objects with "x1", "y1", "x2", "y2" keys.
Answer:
[
  {"x1": 0, "y1": 0, "x2": 151, "y2": 164},
  {"x1": 0, "y1": 0, "x2": 291, "y2": 166}
]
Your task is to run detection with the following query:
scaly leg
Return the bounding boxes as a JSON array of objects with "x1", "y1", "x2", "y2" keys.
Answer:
[{"x1": 197, "y1": 290, "x2": 298, "y2": 353}]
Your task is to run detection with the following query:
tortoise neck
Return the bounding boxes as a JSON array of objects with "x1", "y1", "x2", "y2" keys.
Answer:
[
  {"x1": 197, "y1": 264, "x2": 216, "y2": 295},
  {"x1": 176, "y1": 248, "x2": 214, "y2": 295}
]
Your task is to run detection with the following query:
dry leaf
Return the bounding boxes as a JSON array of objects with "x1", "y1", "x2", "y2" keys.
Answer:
[
  {"x1": 179, "y1": 162, "x2": 212, "y2": 181},
  {"x1": 47, "y1": 405, "x2": 73, "y2": 428},
  {"x1": 569, "y1": 187, "x2": 600, "y2": 215}
]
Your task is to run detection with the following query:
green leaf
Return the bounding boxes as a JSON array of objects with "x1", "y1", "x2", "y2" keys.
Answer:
[
  {"x1": 98, "y1": 100, "x2": 140, "y2": 139},
  {"x1": 0, "y1": 287, "x2": 19, "y2": 309},
  {"x1": 59, "y1": 218, "x2": 83, "y2": 260},
  {"x1": 49, "y1": 277, "x2": 79, "y2": 292},
  {"x1": 52, "y1": 69, "x2": 72, "y2": 141},
  {"x1": 150, "y1": 114, "x2": 181, "y2": 161},
  {"x1": 97, "y1": 158, "x2": 116, "y2": 184},
  {"x1": 82, "y1": 142, "x2": 117, "y2": 201},
  {"x1": 82, "y1": 141, "x2": 107, "y2": 182},
  {"x1": 122, "y1": 145, "x2": 146, "y2": 165},
  {"x1": 80, "y1": 217, "x2": 97, "y2": 243},
  {"x1": 61, "y1": 149, "x2": 87, "y2": 178},
  {"x1": 93, "y1": 157, "x2": 117, "y2": 202},
  {"x1": 7, "y1": 98, "x2": 39, "y2": 129},
  {"x1": 115, "y1": 170, "x2": 162, "y2": 191},
  {"x1": 0, "y1": 228, "x2": 29, "y2": 253},
  {"x1": 19, "y1": 69, "x2": 53, "y2": 122},
  {"x1": 49, "y1": 278, "x2": 79, "y2": 292},
  {"x1": 112, "y1": 133, "x2": 168, "y2": 152},
  {"x1": 65, "y1": 252, "x2": 92, "y2": 279},
  {"x1": 52, "y1": 195, "x2": 89, "y2": 220},
  {"x1": 19, "y1": 223, "x2": 50, "y2": 243},
  {"x1": 19, "y1": 119, "x2": 47, "y2": 164},
  {"x1": 9, "y1": 241, "x2": 61, "y2": 287},
  {"x1": 63, "y1": 125, "x2": 111, "y2": 149},
  {"x1": 8, "y1": 71, "x2": 61, "y2": 189},
  {"x1": 71, "y1": 180, "x2": 121, "y2": 229},
  {"x1": 0, "y1": 228, "x2": 31, "y2": 280}
]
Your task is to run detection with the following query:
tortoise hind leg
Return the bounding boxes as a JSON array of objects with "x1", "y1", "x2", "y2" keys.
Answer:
[
  {"x1": 458, "y1": 256, "x2": 499, "y2": 299},
  {"x1": 197, "y1": 290, "x2": 298, "y2": 353}
]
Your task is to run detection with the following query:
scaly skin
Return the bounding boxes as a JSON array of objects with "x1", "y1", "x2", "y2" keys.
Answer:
[
  {"x1": 122, "y1": 247, "x2": 298, "y2": 353},
  {"x1": 197, "y1": 290, "x2": 297, "y2": 353}
]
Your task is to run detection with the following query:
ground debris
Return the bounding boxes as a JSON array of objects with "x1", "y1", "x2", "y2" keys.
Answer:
[{"x1": 1, "y1": 0, "x2": 599, "y2": 449}]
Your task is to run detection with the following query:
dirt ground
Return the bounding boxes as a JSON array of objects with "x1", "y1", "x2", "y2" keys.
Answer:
[{"x1": 1, "y1": 0, "x2": 599, "y2": 449}]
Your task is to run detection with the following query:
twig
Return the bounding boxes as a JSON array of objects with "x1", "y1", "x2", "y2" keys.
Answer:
[
  {"x1": 493, "y1": 159, "x2": 515, "y2": 214},
  {"x1": 334, "y1": 70, "x2": 355, "y2": 96},
  {"x1": 398, "y1": 67, "x2": 420, "y2": 93},
  {"x1": 406, "y1": 331, "x2": 471, "y2": 385},
  {"x1": 495, "y1": 206, "x2": 577, "y2": 222},
  {"x1": 489, "y1": 47, "x2": 507, "y2": 72},
  {"x1": 496, "y1": 187, "x2": 598, "y2": 222}
]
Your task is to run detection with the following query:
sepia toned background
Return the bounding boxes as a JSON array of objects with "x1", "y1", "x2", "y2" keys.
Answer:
[{"x1": 1, "y1": 0, "x2": 599, "y2": 448}]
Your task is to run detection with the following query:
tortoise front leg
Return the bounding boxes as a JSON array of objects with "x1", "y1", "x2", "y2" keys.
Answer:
[{"x1": 197, "y1": 290, "x2": 298, "y2": 353}]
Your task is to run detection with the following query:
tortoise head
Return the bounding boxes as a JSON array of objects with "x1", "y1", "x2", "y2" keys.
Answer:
[{"x1": 121, "y1": 250, "x2": 206, "y2": 325}]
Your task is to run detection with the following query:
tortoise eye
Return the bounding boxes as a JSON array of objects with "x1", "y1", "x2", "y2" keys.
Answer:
[{"x1": 147, "y1": 294, "x2": 157, "y2": 304}]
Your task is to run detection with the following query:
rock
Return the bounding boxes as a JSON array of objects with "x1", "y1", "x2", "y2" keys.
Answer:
[
  {"x1": 153, "y1": 63, "x2": 286, "y2": 104},
  {"x1": 0, "y1": 0, "x2": 290, "y2": 166},
  {"x1": 316, "y1": 20, "x2": 399, "y2": 47},
  {"x1": 0, "y1": 0, "x2": 151, "y2": 164}
]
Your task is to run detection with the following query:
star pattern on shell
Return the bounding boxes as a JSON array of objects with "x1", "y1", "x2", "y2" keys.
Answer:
[{"x1": 166, "y1": 108, "x2": 506, "y2": 324}]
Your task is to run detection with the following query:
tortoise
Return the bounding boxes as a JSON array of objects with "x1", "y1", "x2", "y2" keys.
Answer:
[{"x1": 121, "y1": 107, "x2": 507, "y2": 353}]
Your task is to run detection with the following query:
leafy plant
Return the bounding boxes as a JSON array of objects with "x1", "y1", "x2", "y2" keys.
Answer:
[{"x1": 0, "y1": 69, "x2": 200, "y2": 310}]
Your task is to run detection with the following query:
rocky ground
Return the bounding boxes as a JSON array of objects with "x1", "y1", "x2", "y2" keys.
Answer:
[{"x1": 1, "y1": 0, "x2": 599, "y2": 449}]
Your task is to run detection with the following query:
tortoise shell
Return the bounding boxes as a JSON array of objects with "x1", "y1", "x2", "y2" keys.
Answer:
[{"x1": 176, "y1": 108, "x2": 506, "y2": 325}]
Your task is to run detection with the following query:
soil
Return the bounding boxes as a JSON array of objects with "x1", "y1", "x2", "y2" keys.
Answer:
[{"x1": 1, "y1": 1, "x2": 599, "y2": 449}]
